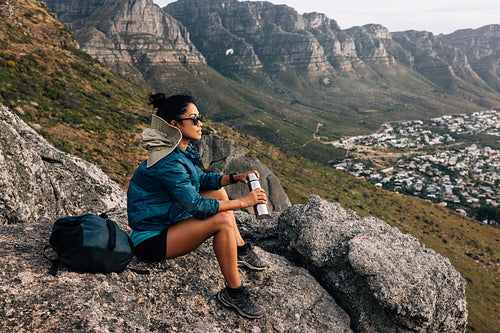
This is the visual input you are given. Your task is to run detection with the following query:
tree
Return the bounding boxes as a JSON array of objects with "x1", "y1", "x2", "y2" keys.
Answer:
[{"x1": 475, "y1": 205, "x2": 500, "y2": 224}]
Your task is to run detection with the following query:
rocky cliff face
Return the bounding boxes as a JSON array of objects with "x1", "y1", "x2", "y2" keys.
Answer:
[
  {"x1": 0, "y1": 103, "x2": 467, "y2": 331},
  {"x1": 438, "y1": 25, "x2": 500, "y2": 92},
  {"x1": 392, "y1": 25, "x2": 500, "y2": 95},
  {"x1": 165, "y1": 0, "x2": 500, "y2": 94},
  {"x1": 165, "y1": 0, "x2": 352, "y2": 75},
  {"x1": 43, "y1": 0, "x2": 205, "y2": 85},
  {"x1": 0, "y1": 103, "x2": 125, "y2": 224}
]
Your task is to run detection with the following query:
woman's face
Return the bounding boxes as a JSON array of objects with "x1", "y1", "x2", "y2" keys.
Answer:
[{"x1": 174, "y1": 103, "x2": 203, "y2": 141}]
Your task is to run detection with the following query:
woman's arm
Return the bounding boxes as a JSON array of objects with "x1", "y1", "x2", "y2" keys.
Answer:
[
  {"x1": 220, "y1": 170, "x2": 260, "y2": 187},
  {"x1": 218, "y1": 170, "x2": 266, "y2": 212},
  {"x1": 217, "y1": 187, "x2": 267, "y2": 212}
]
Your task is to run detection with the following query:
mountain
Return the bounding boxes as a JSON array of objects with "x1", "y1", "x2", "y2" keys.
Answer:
[
  {"x1": 1, "y1": 0, "x2": 499, "y2": 331},
  {"x1": 169, "y1": 0, "x2": 500, "y2": 111},
  {"x1": 45, "y1": 0, "x2": 500, "y2": 166},
  {"x1": 43, "y1": 0, "x2": 205, "y2": 86},
  {"x1": 164, "y1": 0, "x2": 500, "y2": 99},
  {"x1": 392, "y1": 26, "x2": 500, "y2": 100}
]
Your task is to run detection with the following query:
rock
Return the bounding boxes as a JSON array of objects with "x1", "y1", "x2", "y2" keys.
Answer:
[
  {"x1": 0, "y1": 217, "x2": 352, "y2": 332},
  {"x1": 193, "y1": 134, "x2": 292, "y2": 213},
  {"x1": 270, "y1": 195, "x2": 468, "y2": 332},
  {"x1": 0, "y1": 103, "x2": 124, "y2": 225}
]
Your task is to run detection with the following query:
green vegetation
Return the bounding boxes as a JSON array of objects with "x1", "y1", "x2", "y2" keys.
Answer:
[{"x1": 0, "y1": 1, "x2": 150, "y2": 184}]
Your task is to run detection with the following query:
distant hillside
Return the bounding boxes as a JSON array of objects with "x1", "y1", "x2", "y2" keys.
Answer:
[
  {"x1": 0, "y1": 0, "x2": 151, "y2": 184},
  {"x1": 44, "y1": 0, "x2": 500, "y2": 168},
  {"x1": 0, "y1": 1, "x2": 499, "y2": 331}
]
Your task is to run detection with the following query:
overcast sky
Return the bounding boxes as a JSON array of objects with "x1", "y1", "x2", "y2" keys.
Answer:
[{"x1": 153, "y1": 0, "x2": 499, "y2": 34}]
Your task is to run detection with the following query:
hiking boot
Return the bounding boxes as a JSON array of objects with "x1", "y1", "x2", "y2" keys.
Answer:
[
  {"x1": 217, "y1": 285, "x2": 265, "y2": 319},
  {"x1": 237, "y1": 243, "x2": 268, "y2": 271}
]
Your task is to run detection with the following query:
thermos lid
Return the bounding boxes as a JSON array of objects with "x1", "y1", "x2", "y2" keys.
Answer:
[{"x1": 246, "y1": 173, "x2": 258, "y2": 182}]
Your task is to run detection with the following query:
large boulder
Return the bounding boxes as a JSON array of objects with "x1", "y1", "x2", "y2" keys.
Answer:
[
  {"x1": 238, "y1": 195, "x2": 468, "y2": 332},
  {"x1": 0, "y1": 104, "x2": 124, "y2": 225}
]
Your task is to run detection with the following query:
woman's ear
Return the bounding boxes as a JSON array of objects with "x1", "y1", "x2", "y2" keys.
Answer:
[{"x1": 170, "y1": 120, "x2": 177, "y2": 127}]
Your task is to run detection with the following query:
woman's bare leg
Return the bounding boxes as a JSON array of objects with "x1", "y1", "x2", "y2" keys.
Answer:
[
  {"x1": 200, "y1": 188, "x2": 245, "y2": 246},
  {"x1": 165, "y1": 211, "x2": 241, "y2": 288}
]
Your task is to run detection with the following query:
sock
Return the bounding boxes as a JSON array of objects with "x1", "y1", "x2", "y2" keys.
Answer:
[{"x1": 226, "y1": 284, "x2": 244, "y2": 297}]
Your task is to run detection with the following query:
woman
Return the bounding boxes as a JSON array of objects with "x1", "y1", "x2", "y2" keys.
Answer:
[{"x1": 127, "y1": 93, "x2": 267, "y2": 319}]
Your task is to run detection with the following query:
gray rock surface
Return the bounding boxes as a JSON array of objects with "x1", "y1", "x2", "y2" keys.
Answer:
[
  {"x1": 267, "y1": 195, "x2": 468, "y2": 332},
  {"x1": 193, "y1": 135, "x2": 291, "y2": 213},
  {"x1": 0, "y1": 103, "x2": 124, "y2": 225},
  {"x1": 0, "y1": 215, "x2": 351, "y2": 332},
  {"x1": 0, "y1": 103, "x2": 467, "y2": 332}
]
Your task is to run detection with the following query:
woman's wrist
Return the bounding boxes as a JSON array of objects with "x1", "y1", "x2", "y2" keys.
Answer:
[{"x1": 229, "y1": 172, "x2": 237, "y2": 184}]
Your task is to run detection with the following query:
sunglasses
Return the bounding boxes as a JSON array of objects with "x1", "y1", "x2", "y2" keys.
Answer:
[{"x1": 177, "y1": 115, "x2": 203, "y2": 126}]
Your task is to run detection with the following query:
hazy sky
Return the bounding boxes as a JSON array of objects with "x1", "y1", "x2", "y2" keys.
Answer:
[{"x1": 153, "y1": 0, "x2": 499, "y2": 34}]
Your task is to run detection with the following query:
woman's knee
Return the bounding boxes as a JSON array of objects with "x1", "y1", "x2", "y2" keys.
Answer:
[
  {"x1": 201, "y1": 188, "x2": 229, "y2": 201},
  {"x1": 212, "y1": 211, "x2": 235, "y2": 231},
  {"x1": 218, "y1": 188, "x2": 229, "y2": 200}
]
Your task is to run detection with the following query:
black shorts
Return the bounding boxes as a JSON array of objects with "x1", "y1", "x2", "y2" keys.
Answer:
[{"x1": 133, "y1": 228, "x2": 168, "y2": 262}]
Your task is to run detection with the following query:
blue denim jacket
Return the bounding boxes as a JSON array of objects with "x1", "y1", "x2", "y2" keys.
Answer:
[{"x1": 127, "y1": 144, "x2": 222, "y2": 231}]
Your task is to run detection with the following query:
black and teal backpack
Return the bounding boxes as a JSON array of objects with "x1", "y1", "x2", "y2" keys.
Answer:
[{"x1": 45, "y1": 213, "x2": 134, "y2": 275}]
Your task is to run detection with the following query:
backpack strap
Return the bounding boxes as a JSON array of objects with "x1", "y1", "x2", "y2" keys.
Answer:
[
  {"x1": 105, "y1": 218, "x2": 117, "y2": 251},
  {"x1": 100, "y1": 212, "x2": 150, "y2": 275},
  {"x1": 100, "y1": 212, "x2": 118, "y2": 251}
]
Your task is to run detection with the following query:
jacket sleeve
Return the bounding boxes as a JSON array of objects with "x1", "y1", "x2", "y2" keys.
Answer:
[
  {"x1": 160, "y1": 162, "x2": 219, "y2": 220},
  {"x1": 200, "y1": 172, "x2": 223, "y2": 191}
]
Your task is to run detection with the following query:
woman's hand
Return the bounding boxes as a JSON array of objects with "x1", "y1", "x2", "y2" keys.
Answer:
[
  {"x1": 217, "y1": 171, "x2": 268, "y2": 211},
  {"x1": 221, "y1": 170, "x2": 261, "y2": 187},
  {"x1": 241, "y1": 188, "x2": 267, "y2": 208},
  {"x1": 233, "y1": 170, "x2": 260, "y2": 184}
]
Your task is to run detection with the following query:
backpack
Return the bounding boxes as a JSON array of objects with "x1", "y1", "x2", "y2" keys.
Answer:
[{"x1": 45, "y1": 213, "x2": 135, "y2": 275}]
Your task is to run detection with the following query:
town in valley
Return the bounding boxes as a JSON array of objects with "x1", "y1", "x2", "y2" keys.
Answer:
[{"x1": 329, "y1": 110, "x2": 499, "y2": 224}]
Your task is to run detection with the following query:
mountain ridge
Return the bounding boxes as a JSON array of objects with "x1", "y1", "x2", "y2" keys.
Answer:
[{"x1": 44, "y1": 0, "x2": 500, "y2": 166}]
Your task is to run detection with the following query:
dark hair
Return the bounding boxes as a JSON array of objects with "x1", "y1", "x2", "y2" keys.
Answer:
[{"x1": 149, "y1": 93, "x2": 196, "y2": 123}]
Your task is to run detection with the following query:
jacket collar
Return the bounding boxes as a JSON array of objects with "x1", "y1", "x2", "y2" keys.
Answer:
[{"x1": 140, "y1": 114, "x2": 182, "y2": 168}]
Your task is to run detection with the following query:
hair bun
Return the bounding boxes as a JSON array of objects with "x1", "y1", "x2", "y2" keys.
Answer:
[{"x1": 148, "y1": 93, "x2": 167, "y2": 109}]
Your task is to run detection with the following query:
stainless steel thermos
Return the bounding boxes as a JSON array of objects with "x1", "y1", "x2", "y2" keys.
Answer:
[{"x1": 246, "y1": 172, "x2": 269, "y2": 219}]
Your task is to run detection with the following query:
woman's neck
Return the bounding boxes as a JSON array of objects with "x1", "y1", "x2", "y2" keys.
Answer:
[{"x1": 178, "y1": 138, "x2": 190, "y2": 150}]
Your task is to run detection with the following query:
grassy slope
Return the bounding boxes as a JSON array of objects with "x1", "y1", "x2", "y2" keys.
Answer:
[
  {"x1": 0, "y1": 0, "x2": 150, "y2": 184},
  {"x1": 0, "y1": 1, "x2": 498, "y2": 331}
]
